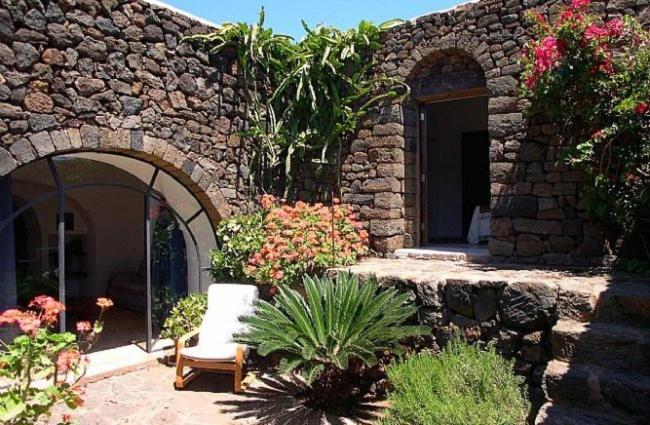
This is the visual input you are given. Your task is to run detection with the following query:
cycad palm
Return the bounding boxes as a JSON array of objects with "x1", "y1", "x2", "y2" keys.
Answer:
[{"x1": 238, "y1": 272, "x2": 428, "y2": 404}]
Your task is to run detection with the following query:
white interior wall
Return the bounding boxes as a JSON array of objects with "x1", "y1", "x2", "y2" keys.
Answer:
[{"x1": 9, "y1": 153, "x2": 217, "y2": 300}]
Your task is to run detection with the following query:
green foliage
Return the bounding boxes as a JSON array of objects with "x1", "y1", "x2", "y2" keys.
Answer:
[
  {"x1": 186, "y1": 8, "x2": 408, "y2": 197},
  {"x1": 381, "y1": 339, "x2": 529, "y2": 425},
  {"x1": 0, "y1": 331, "x2": 80, "y2": 425},
  {"x1": 1, "y1": 296, "x2": 110, "y2": 424},
  {"x1": 237, "y1": 272, "x2": 428, "y2": 395},
  {"x1": 160, "y1": 292, "x2": 208, "y2": 339},
  {"x1": 209, "y1": 211, "x2": 265, "y2": 282},
  {"x1": 521, "y1": 3, "x2": 650, "y2": 254}
]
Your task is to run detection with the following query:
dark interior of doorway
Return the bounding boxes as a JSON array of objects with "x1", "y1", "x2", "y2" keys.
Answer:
[{"x1": 422, "y1": 96, "x2": 489, "y2": 245}]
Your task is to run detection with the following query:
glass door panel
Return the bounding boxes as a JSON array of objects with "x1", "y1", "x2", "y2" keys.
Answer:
[{"x1": 147, "y1": 197, "x2": 188, "y2": 351}]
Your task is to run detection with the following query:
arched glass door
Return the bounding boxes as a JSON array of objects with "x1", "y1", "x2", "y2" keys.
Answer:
[{"x1": 0, "y1": 153, "x2": 217, "y2": 352}]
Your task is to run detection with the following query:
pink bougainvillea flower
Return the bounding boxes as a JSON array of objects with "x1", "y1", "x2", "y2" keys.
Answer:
[
  {"x1": 76, "y1": 321, "x2": 92, "y2": 333},
  {"x1": 96, "y1": 298, "x2": 114, "y2": 310},
  {"x1": 634, "y1": 102, "x2": 649, "y2": 115},
  {"x1": 584, "y1": 24, "x2": 609, "y2": 41},
  {"x1": 534, "y1": 36, "x2": 565, "y2": 75},
  {"x1": 605, "y1": 18, "x2": 624, "y2": 37},
  {"x1": 570, "y1": 0, "x2": 590, "y2": 10}
]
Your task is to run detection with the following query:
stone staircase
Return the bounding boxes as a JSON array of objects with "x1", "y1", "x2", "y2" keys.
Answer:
[{"x1": 535, "y1": 279, "x2": 650, "y2": 424}]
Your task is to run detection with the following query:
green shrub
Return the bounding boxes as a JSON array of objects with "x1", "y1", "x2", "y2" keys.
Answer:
[
  {"x1": 237, "y1": 272, "x2": 428, "y2": 409},
  {"x1": 382, "y1": 339, "x2": 529, "y2": 425},
  {"x1": 209, "y1": 212, "x2": 265, "y2": 282},
  {"x1": 160, "y1": 293, "x2": 208, "y2": 339}
]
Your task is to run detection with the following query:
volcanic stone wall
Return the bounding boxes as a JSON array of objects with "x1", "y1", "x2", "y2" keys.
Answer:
[
  {"x1": 343, "y1": 0, "x2": 650, "y2": 265},
  {"x1": 0, "y1": 0, "x2": 255, "y2": 220}
]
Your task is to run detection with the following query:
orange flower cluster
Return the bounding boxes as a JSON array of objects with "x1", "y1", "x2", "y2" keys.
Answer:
[{"x1": 245, "y1": 195, "x2": 368, "y2": 286}]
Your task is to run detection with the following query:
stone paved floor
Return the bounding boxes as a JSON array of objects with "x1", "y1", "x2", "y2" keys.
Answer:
[{"x1": 52, "y1": 365, "x2": 382, "y2": 424}]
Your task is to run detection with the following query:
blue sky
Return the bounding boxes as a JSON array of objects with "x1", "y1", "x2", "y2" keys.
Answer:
[{"x1": 159, "y1": 0, "x2": 468, "y2": 39}]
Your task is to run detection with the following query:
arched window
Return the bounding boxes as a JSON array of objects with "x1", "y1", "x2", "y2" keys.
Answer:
[{"x1": 0, "y1": 153, "x2": 217, "y2": 352}]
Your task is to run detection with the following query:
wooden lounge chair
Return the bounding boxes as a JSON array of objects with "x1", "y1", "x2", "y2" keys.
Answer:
[{"x1": 174, "y1": 283, "x2": 258, "y2": 392}]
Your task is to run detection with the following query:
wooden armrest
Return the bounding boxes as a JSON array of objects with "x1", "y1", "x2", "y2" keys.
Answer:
[{"x1": 175, "y1": 329, "x2": 200, "y2": 361}]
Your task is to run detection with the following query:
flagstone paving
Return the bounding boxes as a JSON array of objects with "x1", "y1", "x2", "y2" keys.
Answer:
[{"x1": 51, "y1": 364, "x2": 381, "y2": 424}]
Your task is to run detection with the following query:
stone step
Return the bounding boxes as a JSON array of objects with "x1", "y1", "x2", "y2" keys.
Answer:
[
  {"x1": 535, "y1": 402, "x2": 643, "y2": 425},
  {"x1": 551, "y1": 320, "x2": 650, "y2": 373},
  {"x1": 393, "y1": 246, "x2": 490, "y2": 263},
  {"x1": 543, "y1": 360, "x2": 650, "y2": 417},
  {"x1": 558, "y1": 280, "x2": 650, "y2": 325}
]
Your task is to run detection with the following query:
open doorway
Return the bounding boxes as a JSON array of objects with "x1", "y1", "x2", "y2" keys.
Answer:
[{"x1": 420, "y1": 95, "x2": 490, "y2": 246}]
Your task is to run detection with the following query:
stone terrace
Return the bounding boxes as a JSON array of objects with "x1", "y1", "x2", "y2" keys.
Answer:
[{"x1": 340, "y1": 258, "x2": 650, "y2": 423}]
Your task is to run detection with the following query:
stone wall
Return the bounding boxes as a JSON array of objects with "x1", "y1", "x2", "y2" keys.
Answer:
[
  {"x1": 0, "y1": 0, "x2": 255, "y2": 221},
  {"x1": 344, "y1": 259, "x2": 573, "y2": 412},
  {"x1": 343, "y1": 0, "x2": 650, "y2": 265}
]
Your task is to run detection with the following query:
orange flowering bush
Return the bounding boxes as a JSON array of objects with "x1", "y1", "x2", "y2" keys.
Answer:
[
  {"x1": 245, "y1": 196, "x2": 369, "y2": 286},
  {"x1": 210, "y1": 195, "x2": 369, "y2": 287},
  {"x1": 0, "y1": 296, "x2": 112, "y2": 424}
]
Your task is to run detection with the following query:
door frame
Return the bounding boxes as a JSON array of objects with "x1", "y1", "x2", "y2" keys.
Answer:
[{"x1": 416, "y1": 87, "x2": 489, "y2": 246}]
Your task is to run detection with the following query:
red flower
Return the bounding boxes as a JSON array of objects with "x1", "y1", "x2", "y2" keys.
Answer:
[{"x1": 634, "y1": 102, "x2": 649, "y2": 115}]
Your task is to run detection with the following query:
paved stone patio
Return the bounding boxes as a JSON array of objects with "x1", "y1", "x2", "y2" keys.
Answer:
[{"x1": 52, "y1": 364, "x2": 382, "y2": 425}]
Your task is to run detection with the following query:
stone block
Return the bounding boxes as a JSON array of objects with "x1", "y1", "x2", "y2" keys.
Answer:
[
  {"x1": 489, "y1": 238, "x2": 514, "y2": 256},
  {"x1": 29, "y1": 131, "x2": 55, "y2": 156},
  {"x1": 371, "y1": 235, "x2": 404, "y2": 253},
  {"x1": 491, "y1": 195, "x2": 538, "y2": 218},
  {"x1": 499, "y1": 281, "x2": 557, "y2": 330},
  {"x1": 513, "y1": 218, "x2": 562, "y2": 235},
  {"x1": 49, "y1": 129, "x2": 71, "y2": 150},
  {"x1": 80, "y1": 125, "x2": 100, "y2": 148},
  {"x1": 474, "y1": 287, "x2": 497, "y2": 321},
  {"x1": 491, "y1": 217, "x2": 512, "y2": 237},
  {"x1": 0, "y1": 147, "x2": 17, "y2": 175},
  {"x1": 374, "y1": 192, "x2": 402, "y2": 209},
  {"x1": 369, "y1": 219, "x2": 404, "y2": 237},
  {"x1": 445, "y1": 279, "x2": 474, "y2": 318},
  {"x1": 516, "y1": 234, "x2": 546, "y2": 256},
  {"x1": 361, "y1": 178, "x2": 400, "y2": 193}
]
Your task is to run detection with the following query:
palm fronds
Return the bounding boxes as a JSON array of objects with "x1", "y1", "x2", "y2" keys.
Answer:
[{"x1": 237, "y1": 272, "x2": 428, "y2": 384}]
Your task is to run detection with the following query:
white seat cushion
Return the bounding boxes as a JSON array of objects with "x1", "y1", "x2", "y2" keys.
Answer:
[
  {"x1": 180, "y1": 343, "x2": 248, "y2": 362},
  {"x1": 197, "y1": 284, "x2": 258, "y2": 347}
]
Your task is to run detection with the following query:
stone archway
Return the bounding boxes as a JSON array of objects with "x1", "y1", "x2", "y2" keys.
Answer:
[
  {"x1": 402, "y1": 48, "x2": 490, "y2": 247},
  {"x1": 0, "y1": 126, "x2": 232, "y2": 226}
]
